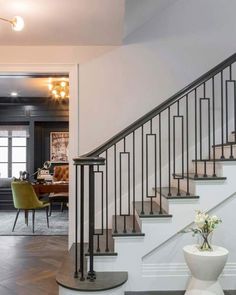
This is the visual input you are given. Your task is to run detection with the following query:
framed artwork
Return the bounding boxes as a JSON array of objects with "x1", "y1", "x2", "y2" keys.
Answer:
[{"x1": 50, "y1": 132, "x2": 69, "y2": 163}]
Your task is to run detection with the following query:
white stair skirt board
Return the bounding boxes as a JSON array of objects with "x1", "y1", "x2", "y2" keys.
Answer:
[
  {"x1": 92, "y1": 162, "x2": 236, "y2": 291},
  {"x1": 59, "y1": 285, "x2": 126, "y2": 295}
]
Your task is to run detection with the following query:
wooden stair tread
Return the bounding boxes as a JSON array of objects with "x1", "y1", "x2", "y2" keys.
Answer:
[
  {"x1": 155, "y1": 187, "x2": 199, "y2": 199},
  {"x1": 173, "y1": 173, "x2": 226, "y2": 180},
  {"x1": 213, "y1": 142, "x2": 236, "y2": 147},
  {"x1": 192, "y1": 158, "x2": 236, "y2": 162},
  {"x1": 135, "y1": 201, "x2": 172, "y2": 218},
  {"x1": 112, "y1": 215, "x2": 144, "y2": 237},
  {"x1": 57, "y1": 245, "x2": 128, "y2": 292}
]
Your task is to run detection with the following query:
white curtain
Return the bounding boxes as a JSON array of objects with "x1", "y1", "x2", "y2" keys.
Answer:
[{"x1": 0, "y1": 126, "x2": 29, "y2": 138}]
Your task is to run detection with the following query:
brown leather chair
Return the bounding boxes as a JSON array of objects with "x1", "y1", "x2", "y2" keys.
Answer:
[
  {"x1": 49, "y1": 165, "x2": 69, "y2": 215},
  {"x1": 53, "y1": 165, "x2": 69, "y2": 182}
]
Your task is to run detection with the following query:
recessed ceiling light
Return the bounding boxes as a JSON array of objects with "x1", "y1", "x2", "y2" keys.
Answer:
[{"x1": 10, "y1": 92, "x2": 18, "y2": 97}]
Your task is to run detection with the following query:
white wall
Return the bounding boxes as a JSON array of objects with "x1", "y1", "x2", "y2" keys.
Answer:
[{"x1": 79, "y1": 0, "x2": 236, "y2": 154}]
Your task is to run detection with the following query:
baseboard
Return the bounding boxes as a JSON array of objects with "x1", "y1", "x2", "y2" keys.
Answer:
[{"x1": 125, "y1": 291, "x2": 236, "y2": 295}]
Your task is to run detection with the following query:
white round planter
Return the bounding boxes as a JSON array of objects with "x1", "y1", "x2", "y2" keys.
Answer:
[{"x1": 183, "y1": 244, "x2": 228, "y2": 295}]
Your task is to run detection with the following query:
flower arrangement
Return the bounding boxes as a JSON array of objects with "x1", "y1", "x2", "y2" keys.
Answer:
[{"x1": 188, "y1": 210, "x2": 222, "y2": 251}]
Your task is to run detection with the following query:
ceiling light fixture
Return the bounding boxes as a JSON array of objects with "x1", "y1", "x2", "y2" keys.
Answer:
[
  {"x1": 0, "y1": 16, "x2": 24, "y2": 31},
  {"x1": 48, "y1": 79, "x2": 69, "y2": 100},
  {"x1": 10, "y1": 92, "x2": 18, "y2": 97}
]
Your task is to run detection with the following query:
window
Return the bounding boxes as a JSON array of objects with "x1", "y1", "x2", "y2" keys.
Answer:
[{"x1": 0, "y1": 126, "x2": 29, "y2": 178}]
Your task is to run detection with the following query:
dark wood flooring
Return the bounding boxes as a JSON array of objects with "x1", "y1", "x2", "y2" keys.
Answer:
[{"x1": 0, "y1": 236, "x2": 68, "y2": 295}]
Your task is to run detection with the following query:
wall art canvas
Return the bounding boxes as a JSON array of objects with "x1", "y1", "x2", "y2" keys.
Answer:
[{"x1": 50, "y1": 132, "x2": 69, "y2": 162}]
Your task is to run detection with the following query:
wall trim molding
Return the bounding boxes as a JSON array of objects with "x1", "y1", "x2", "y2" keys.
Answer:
[{"x1": 142, "y1": 262, "x2": 236, "y2": 278}]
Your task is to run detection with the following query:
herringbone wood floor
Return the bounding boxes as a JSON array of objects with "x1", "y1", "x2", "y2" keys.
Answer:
[{"x1": 0, "y1": 236, "x2": 68, "y2": 295}]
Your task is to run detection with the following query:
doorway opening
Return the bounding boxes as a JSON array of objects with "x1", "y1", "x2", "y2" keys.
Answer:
[{"x1": 0, "y1": 72, "x2": 70, "y2": 236}]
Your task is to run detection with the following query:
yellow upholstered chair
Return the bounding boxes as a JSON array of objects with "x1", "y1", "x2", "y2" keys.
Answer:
[{"x1": 11, "y1": 181, "x2": 50, "y2": 233}]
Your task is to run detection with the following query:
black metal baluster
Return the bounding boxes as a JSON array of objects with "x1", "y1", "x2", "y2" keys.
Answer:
[
  {"x1": 96, "y1": 235, "x2": 100, "y2": 252},
  {"x1": 226, "y1": 82, "x2": 229, "y2": 143},
  {"x1": 203, "y1": 161, "x2": 207, "y2": 178},
  {"x1": 128, "y1": 142, "x2": 131, "y2": 221},
  {"x1": 125, "y1": 141, "x2": 127, "y2": 229},
  {"x1": 181, "y1": 109, "x2": 184, "y2": 182},
  {"x1": 141, "y1": 126, "x2": 144, "y2": 214},
  {"x1": 132, "y1": 131, "x2": 136, "y2": 232},
  {"x1": 114, "y1": 144, "x2": 117, "y2": 233},
  {"x1": 120, "y1": 138, "x2": 130, "y2": 233},
  {"x1": 199, "y1": 94, "x2": 202, "y2": 160},
  {"x1": 225, "y1": 66, "x2": 231, "y2": 143},
  {"x1": 208, "y1": 95, "x2": 211, "y2": 160},
  {"x1": 159, "y1": 114, "x2": 162, "y2": 213},
  {"x1": 88, "y1": 165, "x2": 95, "y2": 281},
  {"x1": 154, "y1": 119, "x2": 157, "y2": 213},
  {"x1": 221, "y1": 71, "x2": 225, "y2": 159},
  {"x1": 150, "y1": 121, "x2": 153, "y2": 215},
  {"x1": 200, "y1": 96, "x2": 210, "y2": 172},
  {"x1": 173, "y1": 113, "x2": 177, "y2": 193},
  {"x1": 230, "y1": 144, "x2": 233, "y2": 159},
  {"x1": 79, "y1": 165, "x2": 85, "y2": 280},
  {"x1": 146, "y1": 121, "x2": 153, "y2": 215},
  {"x1": 234, "y1": 80, "x2": 236, "y2": 143},
  {"x1": 124, "y1": 216, "x2": 127, "y2": 233},
  {"x1": 94, "y1": 165, "x2": 104, "y2": 252},
  {"x1": 186, "y1": 95, "x2": 190, "y2": 195},
  {"x1": 105, "y1": 150, "x2": 109, "y2": 252},
  {"x1": 74, "y1": 164, "x2": 79, "y2": 279},
  {"x1": 173, "y1": 101, "x2": 184, "y2": 196},
  {"x1": 194, "y1": 88, "x2": 198, "y2": 177},
  {"x1": 168, "y1": 107, "x2": 171, "y2": 196},
  {"x1": 212, "y1": 77, "x2": 216, "y2": 176}
]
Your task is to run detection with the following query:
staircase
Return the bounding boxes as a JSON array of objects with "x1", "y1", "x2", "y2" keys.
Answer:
[{"x1": 57, "y1": 53, "x2": 236, "y2": 294}]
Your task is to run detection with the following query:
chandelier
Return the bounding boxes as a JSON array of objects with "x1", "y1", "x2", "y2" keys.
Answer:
[
  {"x1": 48, "y1": 79, "x2": 69, "y2": 100},
  {"x1": 0, "y1": 16, "x2": 24, "y2": 31}
]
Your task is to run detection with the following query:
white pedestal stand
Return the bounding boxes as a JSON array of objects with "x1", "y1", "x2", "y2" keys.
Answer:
[{"x1": 183, "y1": 244, "x2": 228, "y2": 295}]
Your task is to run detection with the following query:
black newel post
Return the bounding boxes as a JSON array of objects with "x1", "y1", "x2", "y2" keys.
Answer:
[
  {"x1": 80, "y1": 165, "x2": 85, "y2": 281},
  {"x1": 73, "y1": 156, "x2": 105, "y2": 282},
  {"x1": 74, "y1": 164, "x2": 78, "y2": 278}
]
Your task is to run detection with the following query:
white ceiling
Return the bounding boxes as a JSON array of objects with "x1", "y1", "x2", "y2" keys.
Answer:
[
  {"x1": 124, "y1": 0, "x2": 177, "y2": 38},
  {"x1": 0, "y1": 0, "x2": 178, "y2": 97},
  {"x1": 0, "y1": 0, "x2": 178, "y2": 46},
  {"x1": 0, "y1": 0, "x2": 124, "y2": 45}
]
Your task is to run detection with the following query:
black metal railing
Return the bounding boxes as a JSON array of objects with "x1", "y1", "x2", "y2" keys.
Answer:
[{"x1": 73, "y1": 52, "x2": 236, "y2": 281}]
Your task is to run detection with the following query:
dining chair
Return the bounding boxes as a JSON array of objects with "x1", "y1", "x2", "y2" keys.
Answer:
[{"x1": 11, "y1": 181, "x2": 50, "y2": 233}]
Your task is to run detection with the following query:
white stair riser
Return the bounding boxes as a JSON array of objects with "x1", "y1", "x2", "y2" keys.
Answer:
[
  {"x1": 172, "y1": 178, "x2": 196, "y2": 194},
  {"x1": 59, "y1": 285, "x2": 126, "y2": 295},
  {"x1": 214, "y1": 145, "x2": 236, "y2": 159},
  {"x1": 190, "y1": 161, "x2": 222, "y2": 176},
  {"x1": 155, "y1": 194, "x2": 169, "y2": 212},
  {"x1": 228, "y1": 133, "x2": 236, "y2": 142}
]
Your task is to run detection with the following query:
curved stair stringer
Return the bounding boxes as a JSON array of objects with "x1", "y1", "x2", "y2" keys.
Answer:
[{"x1": 92, "y1": 162, "x2": 236, "y2": 291}]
